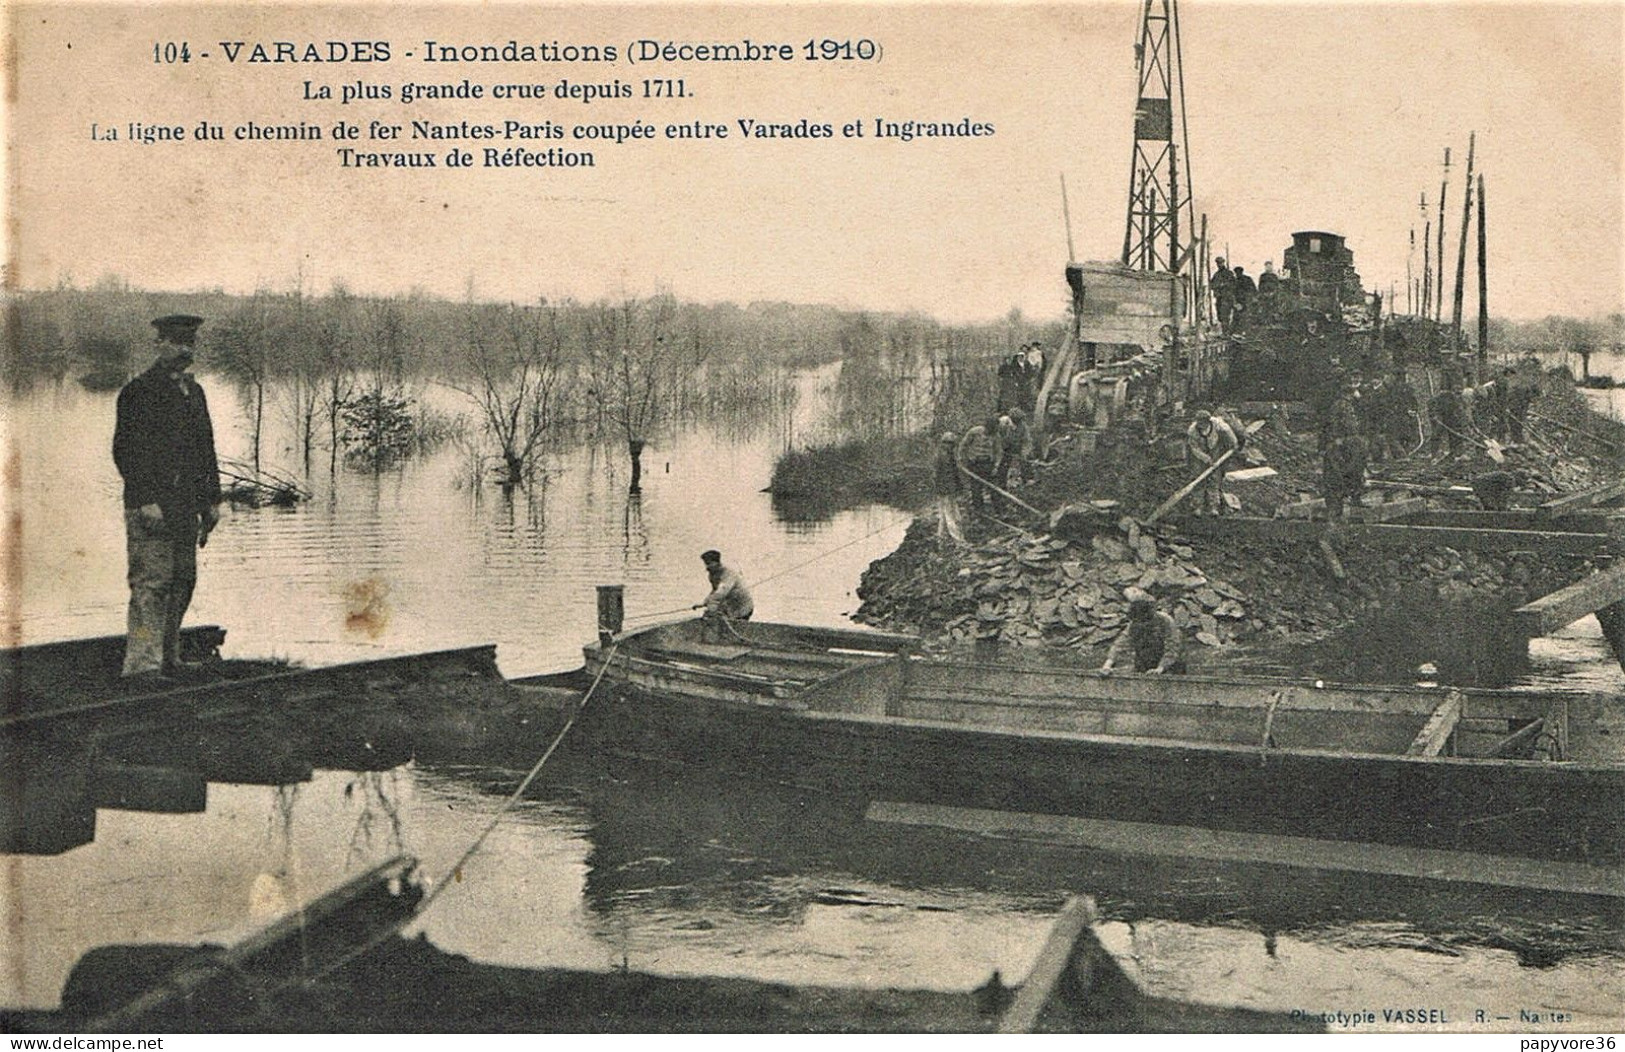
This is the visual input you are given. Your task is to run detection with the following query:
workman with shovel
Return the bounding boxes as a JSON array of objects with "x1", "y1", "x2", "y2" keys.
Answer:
[{"x1": 1185, "y1": 409, "x2": 1238, "y2": 516}]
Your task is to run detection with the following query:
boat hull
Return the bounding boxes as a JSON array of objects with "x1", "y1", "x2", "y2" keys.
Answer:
[{"x1": 579, "y1": 623, "x2": 1622, "y2": 865}]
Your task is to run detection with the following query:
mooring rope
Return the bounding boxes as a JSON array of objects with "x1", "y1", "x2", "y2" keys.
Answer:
[
  {"x1": 283, "y1": 640, "x2": 623, "y2": 991},
  {"x1": 264, "y1": 509, "x2": 915, "y2": 999},
  {"x1": 621, "y1": 510, "x2": 915, "y2": 626}
]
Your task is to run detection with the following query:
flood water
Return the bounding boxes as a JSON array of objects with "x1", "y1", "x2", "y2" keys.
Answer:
[{"x1": 3, "y1": 369, "x2": 1622, "y2": 1029}]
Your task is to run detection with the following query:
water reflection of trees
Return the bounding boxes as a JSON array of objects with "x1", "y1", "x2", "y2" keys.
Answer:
[
  {"x1": 344, "y1": 770, "x2": 407, "y2": 866},
  {"x1": 622, "y1": 493, "x2": 649, "y2": 568}
]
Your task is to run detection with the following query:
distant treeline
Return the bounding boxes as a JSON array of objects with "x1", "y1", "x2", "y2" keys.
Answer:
[
  {"x1": 1486, "y1": 314, "x2": 1625, "y2": 360},
  {"x1": 3, "y1": 278, "x2": 1057, "y2": 486}
]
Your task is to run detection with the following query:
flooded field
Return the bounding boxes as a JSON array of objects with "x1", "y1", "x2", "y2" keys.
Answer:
[{"x1": 4, "y1": 369, "x2": 1622, "y2": 1028}]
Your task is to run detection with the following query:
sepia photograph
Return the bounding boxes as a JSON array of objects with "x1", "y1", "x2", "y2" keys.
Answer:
[{"x1": 2, "y1": 0, "x2": 1621, "y2": 1037}]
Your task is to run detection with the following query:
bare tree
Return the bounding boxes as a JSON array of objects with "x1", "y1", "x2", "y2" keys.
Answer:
[
  {"x1": 584, "y1": 295, "x2": 706, "y2": 493},
  {"x1": 316, "y1": 287, "x2": 359, "y2": 478},
  {"x1": 450, "y1": 301, "x2": 571, "y2": 490},
  {"x1": 214, "y1": 292, "x2": 278, "y2": 476}
]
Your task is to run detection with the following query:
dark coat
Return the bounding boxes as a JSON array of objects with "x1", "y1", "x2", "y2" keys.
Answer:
[{"x1": 113, "y1": 359, "x2": 221, "y2": 515}]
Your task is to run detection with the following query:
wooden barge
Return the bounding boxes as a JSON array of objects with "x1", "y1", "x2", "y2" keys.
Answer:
[{"x1": 577, "y1": 618, "x2": 1623, "y2": 865}]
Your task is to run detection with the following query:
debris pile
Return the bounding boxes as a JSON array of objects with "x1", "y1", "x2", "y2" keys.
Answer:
[
  {"x1": 857, "y1": 509, "x2": 1590, "y2": 659},
  {"x1": 856, "y1": 520, "x2": 1258, "y2": 651},
  {"x1": 849, "y1": 364, "x2": 1619, "y2": 665}
]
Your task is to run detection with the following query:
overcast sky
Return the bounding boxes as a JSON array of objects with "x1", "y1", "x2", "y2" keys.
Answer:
[{"x1": 11, "y1": 1, "x2": 1623, "y2": 323}]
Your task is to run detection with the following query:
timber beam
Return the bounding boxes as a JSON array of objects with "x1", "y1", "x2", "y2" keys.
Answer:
[
  {"x1": 1386, "y1": 509, "x2": 1618, "y2": 533},
  {"x1": 1406, "y1": 691, "x2": 1462, "y2": 757},
  {"x1": 1176, "y1": 516, "x2": 1615, "y2": 556},
  {"x1": 997, "y1": 896, "x2": 1141, "y2": 1033},
  {"x1": 1514, "y1": 562, "x2": 1625, "y2": 637},
  {"x1": 1278, "y1": 497, "x2": 1428, "y2": 522},
  {"x1": 1539, "y1": 478, "x2": 1625, "y2": 515}
]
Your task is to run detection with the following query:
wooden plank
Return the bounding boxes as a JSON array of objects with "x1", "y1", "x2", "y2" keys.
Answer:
[
  {"x1": 1177, "y1": 516, "x2": 1611, "y2": 555},
  {"x1": 1540, "y1": 477, "x2": 1625, "y2": 514},
  {"x1": 998, "y1": 897, "x2": 1099, "y2": 1033},
  {"x1": 901, "y1": 660, "x2": 1563, "y2": 721},
  {"x1": 866, "y1": 801, "x2": 1625, "y2": 898},
  {"x1": 1396, "y1": 510, "x2": 1611, "y2": 532},
  {"x1": 88, "y1": 855, "x2": 421, "y2": 1030},
  {"x1": 1406, "y1": 691, "x2": 1462, "y2": 757},
  {"x1": 1340, "y1": 522, "x2": 1611, "y2": 554},
  {"x1": 1514, "y1": 561, "x2": 1625, "y2": 636},
  {"x1": 649, "y1": 642, "x2": 751, "y2": 662},
  {"x1": 1489, "y1": 719, "x2": 1548, "y2": 759},
  {"x1": 896, "y1": 693, "x2": 1427, "y2": 752},
  {"x1": 0, "y1": 644, "x2": 502, "y2": 732},
  {"x1": 1224, "y1": 466, "x2": 1277, "y2": 482},
  {"x1": 0, "y1": 625, "x2": 225, "y2": 664},
  {"x1": 1279, "y1": 497, "x2": 1428, "y2": 522},
  {"x1": 1146, "y1": 449, "x2": 1235, "y2": 525}
]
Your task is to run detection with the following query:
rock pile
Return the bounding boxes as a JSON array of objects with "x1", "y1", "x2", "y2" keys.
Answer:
[
  {"x1": 857, "y1": 513, "x2": 1591, "y2": 658},
  {"x1": 856, "y1": 519, "x2": 1258, "y2": 651}
]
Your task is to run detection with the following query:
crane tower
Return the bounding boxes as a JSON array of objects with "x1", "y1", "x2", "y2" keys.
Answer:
[{"x1": 1121, "y1": 0, "x2": 1196, "y2": 277}]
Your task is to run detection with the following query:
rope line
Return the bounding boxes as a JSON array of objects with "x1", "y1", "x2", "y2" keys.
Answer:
[
  {"x1": 279, "y1": 512, "x2": 916, "y2": 994},
  {"x1": 621, "y1": 510, "x2": 915, "y2": 625},
  {"x1": 285, "y1": 640, "x2": 622, "y2": 991}
]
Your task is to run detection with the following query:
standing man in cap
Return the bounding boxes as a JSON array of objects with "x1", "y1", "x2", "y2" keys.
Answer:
[
  {"x1": 113, "y1": 314, "x2": 221, "y2": 683},
  {"x1": 1210, "y1": 257, "x2": 1235, "y2": 332},
  {"x1": 694, "y1": 549, "x2": 754, "y2": 641}
]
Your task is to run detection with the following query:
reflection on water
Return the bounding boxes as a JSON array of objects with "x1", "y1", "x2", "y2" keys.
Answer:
[
  {"x1": 6, "y1": 748, "x2": 1621, "y2": 1028},
  {"x1": 5, "y1": 372, "x2": 1623, "y2": 1027},
  {"x1": 7, "y1": 373, "x2": 906, "y2": 675}
]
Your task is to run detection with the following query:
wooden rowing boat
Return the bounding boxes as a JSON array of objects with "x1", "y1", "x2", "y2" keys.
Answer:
[{"x1": 578, "y1": 618, "x2": 1623, "y2": 864}]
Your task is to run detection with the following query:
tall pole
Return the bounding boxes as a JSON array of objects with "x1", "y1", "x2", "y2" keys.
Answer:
[
  {"x1": 1422, "y1": 218, "x2": 1432, "y2": 320},
  {"x1": 1198, "y1": 212, "x2": 1209, "y2": 325},
  {"x1": 1436, "y1": 147, "x2": 1451, "y2": 322},
  {"x1": 1407, "y1": 227, "x2": 1415, "y2": 315},
  {"x1": 1477, "y1": 172, "x2": 1489, "y2": 369},
  {"x1": 1452, "y1": 131, "x2": 1476, "y2": 350},
  {"x1": 1060, "y1": 173, "x2": 1077, "y2": 262},
  {"x1": 1169, "y1": 142, "x2": 1181, "y2": 279}
]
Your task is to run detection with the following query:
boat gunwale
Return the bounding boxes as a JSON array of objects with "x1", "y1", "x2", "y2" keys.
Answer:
[
  {"x1": 0, "y1": 643, "x2": 501, "y2": 731},
  {"x1": 596, "y1": 620, "x2": 1584, "y2": 705},
  {"x1": 599, "y1": 676, "x2": 1624, "y2": 775}
]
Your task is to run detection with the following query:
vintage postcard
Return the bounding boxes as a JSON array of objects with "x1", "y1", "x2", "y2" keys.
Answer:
[{"x1": 2, "y1": 0, "x2": 1621, "y2": 1038}]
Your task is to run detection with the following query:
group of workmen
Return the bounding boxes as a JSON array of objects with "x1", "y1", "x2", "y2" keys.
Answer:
[
  {"x1": 1209, "y1": 257, "x2": 1283, "y2": 334},
  {"x1": 1315, "y1": 356, "x2": 1543, "y2": 519},
  {"x1": 1422, "y1": 358, "x2": 1542, "y2": 457},
  {"x1": 935, "y1": 342, "x2": 1050, "y2": 517}
]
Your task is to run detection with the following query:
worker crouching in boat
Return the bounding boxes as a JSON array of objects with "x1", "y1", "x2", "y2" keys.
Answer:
[
  {"x1": 694, "y1": 549, "x2": 754, "y2": 642},
  {"x1": 1100, "y1": 590, "x2": 1187, "y2": 675}
]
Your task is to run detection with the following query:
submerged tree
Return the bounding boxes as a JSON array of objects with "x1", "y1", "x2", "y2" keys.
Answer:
[
  {"x1": 584, "y1": 295, "x2": 706, "y2": 493},
  {"x1": 450, "y1": 300, "x2": 572, "y2": 490},
  {"x1": 213, "y1": 292, "x2": 280, "y2": 476}
]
